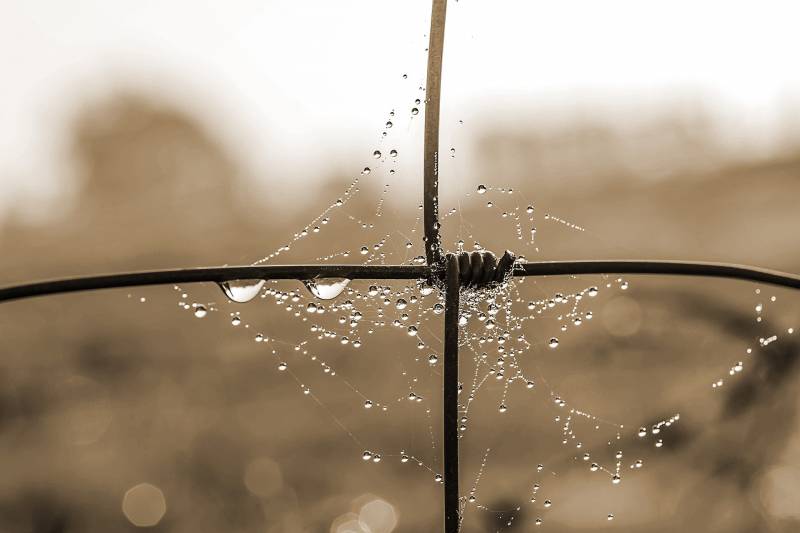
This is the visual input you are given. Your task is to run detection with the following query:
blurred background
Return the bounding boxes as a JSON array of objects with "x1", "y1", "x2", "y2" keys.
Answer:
[{"x1": 1, "y1": 0, "x2": 799, "y2": 531}]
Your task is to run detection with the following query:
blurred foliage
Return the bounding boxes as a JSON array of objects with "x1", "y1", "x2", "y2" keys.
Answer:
[{"x1": 0, "y1": 91, "x2": 799, "y2": 532}]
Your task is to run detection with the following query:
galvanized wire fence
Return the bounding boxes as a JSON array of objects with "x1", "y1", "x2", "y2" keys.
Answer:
[{"x1": 2, "y1": 1, "x2": 800, "y2": 531}]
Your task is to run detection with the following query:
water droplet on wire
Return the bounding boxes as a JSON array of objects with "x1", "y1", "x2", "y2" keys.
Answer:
[
  {"x1": 303, "y1": 278, "x2": 350, "y2": 300},
  {"x1": 218, "y1": 279, "x2": 266, "y2": 303}
]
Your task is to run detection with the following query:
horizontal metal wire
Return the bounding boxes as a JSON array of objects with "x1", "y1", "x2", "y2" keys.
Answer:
[
  {"x1": 0, "y1": 265, "x2": 429, "y2": 303},
  {"x1": 1, "y1": 260, "x2": 799, "y2": 304},
  {"x1": 517, "y1": 260, "x2": 800, "y2": 290}
]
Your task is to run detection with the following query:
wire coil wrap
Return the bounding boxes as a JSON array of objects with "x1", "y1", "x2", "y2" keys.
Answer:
[{"x1": 456, "y1": 250, "x2": 516, "y2": 287}]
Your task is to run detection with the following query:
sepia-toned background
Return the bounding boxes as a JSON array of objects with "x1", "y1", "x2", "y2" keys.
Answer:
[{"x1": 1, "y1": 1, "x2": 799, "y2": 531}]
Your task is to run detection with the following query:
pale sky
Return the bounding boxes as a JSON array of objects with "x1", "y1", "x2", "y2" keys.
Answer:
[{"x1": 2, "y1": 0, "x2": 800, "y2": 219}]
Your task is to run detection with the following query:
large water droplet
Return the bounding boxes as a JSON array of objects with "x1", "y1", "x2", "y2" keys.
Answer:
[
  {"x1": 218, "y1": 279, "x2": 266, "y2": 303},
  {"x1": 303, "y1": 278, "x2": 350, "y2": 300}
]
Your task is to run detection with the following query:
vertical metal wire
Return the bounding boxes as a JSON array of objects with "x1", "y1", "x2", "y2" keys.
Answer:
[
  {"x1": 424, "y1": 0, "x2": 447, "y2": 267},
  {"x1": 444, "y1": 253, "x2": 460, "y2": 532}
]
